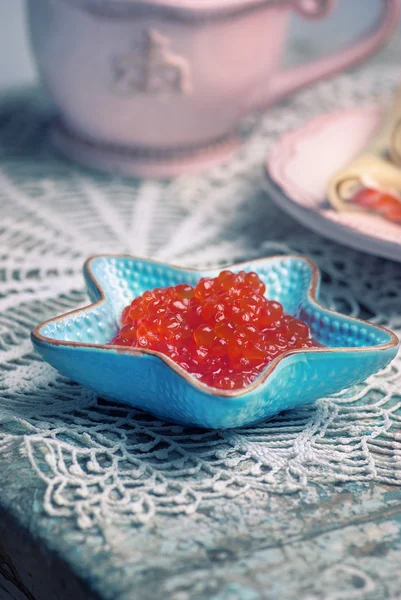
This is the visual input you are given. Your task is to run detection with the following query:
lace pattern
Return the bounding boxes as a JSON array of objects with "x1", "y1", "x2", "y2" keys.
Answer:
[{"x1": 0, "y1": 66, "x2": 400, "y2": 532}]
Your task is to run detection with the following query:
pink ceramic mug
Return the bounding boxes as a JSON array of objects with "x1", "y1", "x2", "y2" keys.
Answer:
[{"x1": 27, "y1": 0, "x2": 401, "y2": 177}]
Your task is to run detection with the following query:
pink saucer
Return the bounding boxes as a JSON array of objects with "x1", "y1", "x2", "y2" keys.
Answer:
[{"x1": 265, "y1": 106, "x2": 401, "y2": 263}]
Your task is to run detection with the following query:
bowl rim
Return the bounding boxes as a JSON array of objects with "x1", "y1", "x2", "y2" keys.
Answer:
[
  {"x1": 61, "y1": 0, "x2": 316, "y2": 21},
  {"x1": 31, "y1": 254, "x2": 400, "y2": 399}
]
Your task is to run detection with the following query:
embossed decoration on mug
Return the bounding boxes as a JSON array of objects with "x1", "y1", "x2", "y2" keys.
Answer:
[
  {"x1": 27, "y1": 0, "x2": 401, "y2": 177},
  {"x1": 112, "y1": 29, "x2": 192, "y2": 97}
]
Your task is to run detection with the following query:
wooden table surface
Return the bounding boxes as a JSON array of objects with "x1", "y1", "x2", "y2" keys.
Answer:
[{"x1": 2, "y1": 472, "x2": 401, "y2": 600}]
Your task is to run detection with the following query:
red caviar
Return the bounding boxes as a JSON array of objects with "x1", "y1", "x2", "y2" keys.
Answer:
[
  {"x1": 353, "y1": 187, "x2": 401, "y2": 224},
  {"x1": 111, "y1": 271, "x2": 316, "y2": 390}
]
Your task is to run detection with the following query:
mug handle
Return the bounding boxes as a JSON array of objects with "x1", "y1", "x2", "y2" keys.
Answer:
[{"x1": 253, "y1": 0, "x2": 401, "y2": 108}]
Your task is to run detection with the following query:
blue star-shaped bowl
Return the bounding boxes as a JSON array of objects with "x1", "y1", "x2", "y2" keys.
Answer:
[{"x1": 31, "y1": 255, "x2": 399, "y2": 429}]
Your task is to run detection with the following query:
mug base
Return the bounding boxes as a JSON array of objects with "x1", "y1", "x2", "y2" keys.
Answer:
[{"x1": 51, "y1": 119, "x2": 240, "y2": 178}]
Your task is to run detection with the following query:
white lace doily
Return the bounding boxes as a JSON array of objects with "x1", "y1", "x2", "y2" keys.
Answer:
[{"x1": 0, "y1": 65, "x2": 400, "y2": 533}]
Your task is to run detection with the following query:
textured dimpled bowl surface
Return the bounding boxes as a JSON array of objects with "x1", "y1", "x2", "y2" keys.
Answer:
[{"x1": 31, "y1": 255, "x2": 399, "y2": 429}]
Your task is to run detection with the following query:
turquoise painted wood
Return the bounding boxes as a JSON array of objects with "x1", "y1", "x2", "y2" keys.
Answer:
[{"x1": 2, "y1": 467, "x2": 401, "y2": 600}]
